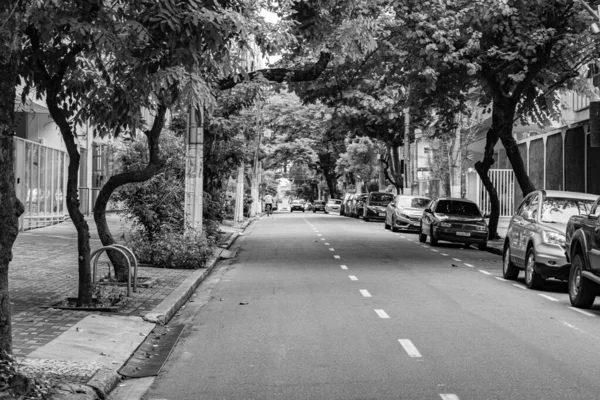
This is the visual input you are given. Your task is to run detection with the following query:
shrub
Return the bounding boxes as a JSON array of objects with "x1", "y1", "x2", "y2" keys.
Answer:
[{"x1": 125, "y1": 227, "x2": 215, "y2": 269}]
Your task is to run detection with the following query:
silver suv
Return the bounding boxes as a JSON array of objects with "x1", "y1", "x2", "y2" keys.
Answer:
[{"x1": 502, "y1": 190, "x2": 598, "y2": 289}]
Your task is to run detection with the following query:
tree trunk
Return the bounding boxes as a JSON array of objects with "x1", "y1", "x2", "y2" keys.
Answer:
[
  {"x1": 45, "y1": 94, "x2": 94, "y2": 307},
  {"x1": 93, "y1": 105, "x2": 167, "y2": 281},
  {"x1": 0, "y1": 0, "x2": 25, "y2": 357},
  {"x1": 474, "y1": 96, "x2": 511, "y2": 240},
  {"x1": 500, "y1": 134, "x2": 535, "y2": 197}
]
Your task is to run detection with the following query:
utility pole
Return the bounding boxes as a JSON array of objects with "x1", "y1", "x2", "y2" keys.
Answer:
[
  {"x1": 234, "y1": 161, "x2": 245, "y2": 222},
  {"x1": 184, "y1": 106, "x2": 203, "y2": 233},
  {"x1": 250, "y1": 99, "x2": 262, "y2": 217},
  {"x1": 403, "y1": 106, "x2": 410, "y2": 194}
]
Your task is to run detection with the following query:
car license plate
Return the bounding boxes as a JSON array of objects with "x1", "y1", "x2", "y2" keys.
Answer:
[
  {"x1": 379, "y1": 213, "x2": 385, "y2": 217},
  {"x1": 456, "y1": 232, "x2": 471, "y2": 237}
]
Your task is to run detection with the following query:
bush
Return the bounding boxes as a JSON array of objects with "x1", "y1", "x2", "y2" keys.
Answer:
[{"x1": 125, "y1": 227, "x2": 215, "y2": 269}]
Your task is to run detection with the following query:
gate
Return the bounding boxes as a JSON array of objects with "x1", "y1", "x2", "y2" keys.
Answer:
[{"x1": 466, "y1": 169, "x2": 515, "y2": 217}]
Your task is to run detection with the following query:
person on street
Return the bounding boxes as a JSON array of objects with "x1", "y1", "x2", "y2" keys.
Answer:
[{"x1": 263, "y1": 193, "x2": 274, "y2": 216}]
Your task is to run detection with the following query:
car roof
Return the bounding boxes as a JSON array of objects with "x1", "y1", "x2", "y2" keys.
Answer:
[
  {"x1": 435, "y1": 197, "x2": 476, "y2": 204},
  {"x1": 396, "y1": 195, "x2": 431, "y2": 200},
  {"x1": 540, "y1": 190, "x2": 599, "y2": 200}
]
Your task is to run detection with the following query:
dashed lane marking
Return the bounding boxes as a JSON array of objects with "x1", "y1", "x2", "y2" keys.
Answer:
[
  {"x1": 568, "y1": 307, "x2": 596, "y2": 317},
  {"x1": 441, "y1": 253, "x2": 449, "y2": 256},
  {"x1": 538, "y1": 294, "x2": 559, "y2": 302},
  {"x1": 321, "y1": 238, "x2": 325, "y2": 241},
  {"x1": 440, "y1": 395, "x2": 460, "y2": 400},
  {"x1": 349, "y1": 275, "x2": 358, "y2": 281},
  {"x1": 513, "y1": 284, "x2": 526, "y2": 290},
  {"x1": 495, "y1": 277, "x2": 508, "y2": 282},
  {"x1": 324, "y1": 243, "x2": 330, "y2": 245},
  {"x1": 478, "y1": 270, "x2": 492, "y2": 275},
  {"x1": 340, "y1": 265, "x2": 348, "y2": 270},
  {"x1": 329, "y1": 248, "x2": 335, "y2": 251},
  {"x1": 431, "y1": 249, "x2": 439, "y2": 253},
  {"x1": 400, "y1": 236, "x2": 405, "y2": 239},
  {"x1": 452, "y1": 258, "x2": 462, "y2": 262},
  {"x1": 334, "y1": 255, "x2": 341, "y2": 259},
  {"x1": 359, "y1": 289, "x2": 372, "y2": 298},
  {"x1": 317, "y1": 234, "x2": 322, "y2": 236},
  {"x1": 464, "y1": 263, "x2": 474, "y2": 268},
  {"x1": 374, "y1": 309, "x2": 390, "y2": 319},
  {"x1": 398, "y1": 339, "x2": 422, "y2": 358}
]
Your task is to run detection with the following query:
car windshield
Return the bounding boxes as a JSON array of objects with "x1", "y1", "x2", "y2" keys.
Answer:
[
  {"x1": 292, "y1": 200, "x2": 303, "y2": 204},
  {"x1": 399, "y1": 197, "x2": 430, "y2": 208},
  {"x1": 370, "y1": 193, "x2": 394, "y2": 205},
  {"x1": 435, "y1": 200, "x2": 481, "y2": 216},
  {"x1": 329, "y1": 200, "x2": 341, "y2": 204},
  {"x1": 540, "y1": 197, "x2": 594, "y2": 224}
]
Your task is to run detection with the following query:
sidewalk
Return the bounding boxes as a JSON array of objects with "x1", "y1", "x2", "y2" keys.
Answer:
[
  {"x1": 485, "y1": 216, "x2": 511, "y2": 256},
  {"x1": 8, "y1": 213, "x2": 254, "y2": 399}
]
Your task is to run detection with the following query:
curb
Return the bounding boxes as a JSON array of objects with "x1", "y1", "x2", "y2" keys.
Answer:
[
  {"x1": 69, "y1": 218, "x2": 256, "y2": 400},
  {"x1": 486, "y1": 245, "x2": 503, "y2": 256}
]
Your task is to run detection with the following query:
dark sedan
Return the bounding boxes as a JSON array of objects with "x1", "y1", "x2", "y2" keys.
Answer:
[
  {"x1": 363, "y1": 192, "x2": 395, "y2": 222},
  {"x1": 312, "y1": 200, "x2": 326, "y2": 213},
  {"x1": 419, "y1": 198, "x2": 488, "y2": 250}
]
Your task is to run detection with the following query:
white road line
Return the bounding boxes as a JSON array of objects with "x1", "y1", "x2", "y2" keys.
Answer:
[
  {"x1": 320, "y1": 238, "x2": 325, "y2": 240},
  {"x1": 407, "y1": 239, "x2": 413, "y2": 242},
  {"x1": 374, "y1": 309, "x2": 390, "y2": 319},
  {"x1": 441, "y1": 253, "x2": 449, "y2": 256},
  {"x1": 359, "y1": 289, "x2": 372, "y2": 298},
  {"x1": 431, "y1": 249, "x2": 439, "y2": 253},
  {"x1": 329, "y1": 248, "x2": 335, "y2": 251},
  {"x1": 513, "y1": 284, "x2": 526, "y2": 290},
  {"x1": 478, "y1": 270, "x2": 492, "y2": 275},
  {"x1": 317, "y1": 234, "x2": 322, "y2": 236},
  {"x1": 324, "y1": 243, "x2": 330, "y2": 245},
  {"x1": 349, "y1": 275, "x2": 358, "y2": 281},
  {"x1": 440, "y1": 395, "x2": 460, "y2": 400},
  {"x1": 400, "y1": 236, "x2": 405, "y2": 239},
  {"x1": 495, "y1": 277, "x2": 508, "y2": 282},
  {"x1": 398, "y1": 339, "x2": 422, "y2": 358},
  {"x1": 334, "y1": 255, "x2": 341, "y2": 259},
  {"x1": 464, "y1": 263, "x2": 474, "y2": 268},
  {"x1": 452, "y1": 258, "x2": 462, "y2": 262},
  {"x1": 538, "y1": 294, "x2": 559, "y2": 302},
  {"x1": 340, "y1": 265, "x2": 348, "y2": 270},
  {"x1": 568, "y1": 307, "x2": 596, "y2": 317}
]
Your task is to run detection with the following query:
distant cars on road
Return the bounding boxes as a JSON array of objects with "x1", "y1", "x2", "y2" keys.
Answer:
[
  {"x1": 325, "y1": 199, "x2": 342, "y2": 213},
  {"x1": 312, "y1": 200, "x2": 326, "y2": 213},
  {"x1": 385, "y1": 195, "x2": 430, "y2": 232},
  {"x1": 419, "y1": 197, "x2": 488, "y2": 250},
  {"x1": 502, "y1": 190, "x2": 597, "y2": 290},
  {"x1": 290, "y1": 200, "x2": 305, "y2": 212}
]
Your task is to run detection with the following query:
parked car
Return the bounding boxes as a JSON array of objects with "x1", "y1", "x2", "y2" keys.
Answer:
[
  {"x1": 325, "y1": 199, "x2": 342, "y2": 213},
  {"x1": 502, "y1": 190, "x2": 597, "y2": 289},
  {"x1": 419, "y1": 198, "x2": 488, "y2": 250},
  {"x1": 312, "y1": 200, "x2": 326, "y2": 213},
  {"x1": 565, "y1": 196, "x2": 600, "y2": 308},
  {"x1": 290, "y1": 199, "x2": 305, "y2": 212},
  {"x1": 340, "y1": 193, "x2": 353, "y2": 216},
  {"x1": 363, "y1": 192, "x2": 395, "y2": 222},
  {"x1": 385, "y1": 195, "x2": 431, "y2": 232},
  {"x1": 352, "y1": 194, "x2": 368, "y2": 219},
  {"x1": 304, "y1": 202, "x2": 313, "y2": 211}
]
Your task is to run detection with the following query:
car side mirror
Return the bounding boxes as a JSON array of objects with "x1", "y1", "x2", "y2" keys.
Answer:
[
  {"x1": 389, "y1": 203, "x2": 396, "y2": 208},
  {"x1": 522, "y1": 209, "x2": 536, "y2": 221},
  {"x1": 588, "y1": 213, "x2": 600, "y2": 220}
]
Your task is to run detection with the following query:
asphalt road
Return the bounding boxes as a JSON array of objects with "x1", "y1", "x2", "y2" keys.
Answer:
[{"x1": 143, "y1": 211, "x2": 600, "y2": 400}]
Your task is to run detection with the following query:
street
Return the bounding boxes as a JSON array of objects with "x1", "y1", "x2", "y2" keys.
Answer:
[{"x1": 143, "y1": 211, "x2": 600, "y2": 400}]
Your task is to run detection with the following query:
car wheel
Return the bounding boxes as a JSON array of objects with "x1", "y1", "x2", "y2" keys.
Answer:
[
  {"x1": 569, "y1": 253, "x2": 597, "y2": 309},
  {"x1": 525, "y1": 248, "x2": 544, "y2": 289},
  {"x1": 429, "y1": 226, "x2": 438, "y2": 246},
  {"x1": 391, "y1": 217, "x2": 398, "y2": 232},
  {"x1": 419, "y1": 228, "x2": 427, "y2": 243},
  {"x1": 477, "y1": 241, "x2": 487, "y2": 251},
  {"x1": 313, "y1": 210, "x2": 316, "y2": 213},
  {"x1": 502, "y1": 244, "x2": 519, "y2": 280}
]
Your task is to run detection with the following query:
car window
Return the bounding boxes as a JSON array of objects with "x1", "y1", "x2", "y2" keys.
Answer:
[
  {"x1": 519, "y1": 194, "x2": 539, "y2": 220},
  {"x1": 540, "y1": 197, "x2": 595, "y2": 224},
  {"x1": 397, "y1": 197, "x2": 430, "y2": 208},
  {"x1": 517, "y1": 195, "x2": 533, "y2": 218},
  {"x1": 370, "y1": 193, "x2": 394, "y2": 204},
  {"x1": 434, "y1": 200, "x2": 481, "y2": 216}
]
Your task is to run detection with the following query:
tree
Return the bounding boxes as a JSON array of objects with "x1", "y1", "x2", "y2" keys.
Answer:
[
  {"x1": 0, "y1": 0, "x2": 26, "y2": 358},
  {"x1": 395, "y1": 0, "x2": 600, "y2": 236},
  {"x1": 335, "y1": 137, "x2": 381, "y2": 192}
]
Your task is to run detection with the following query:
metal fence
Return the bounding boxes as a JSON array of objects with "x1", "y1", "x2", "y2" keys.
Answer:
[
  {"x1": 13, "y1": 137, "x2": 68, "y2": 230},
  {"x1": 466, "y1": 169, "x2": 515, "y2": 217}
]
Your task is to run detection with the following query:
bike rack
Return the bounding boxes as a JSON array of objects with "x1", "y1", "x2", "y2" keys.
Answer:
[{"x1": 91, "y1": 244, "x2": 138, "y2": 297}]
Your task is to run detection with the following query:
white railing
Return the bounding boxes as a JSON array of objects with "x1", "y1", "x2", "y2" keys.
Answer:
[{"x1": 467, "y1": 169, "x2": 515, "y2": 217}]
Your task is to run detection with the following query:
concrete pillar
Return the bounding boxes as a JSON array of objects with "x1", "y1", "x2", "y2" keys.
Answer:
[{"x1": 184, "y1": 106, "x2": 204, "y2": 232}]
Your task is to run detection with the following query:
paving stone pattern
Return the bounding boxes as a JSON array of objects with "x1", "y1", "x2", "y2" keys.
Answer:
[{"x1": 8, "y1": 216, "x2": 198, "y2": 357}]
